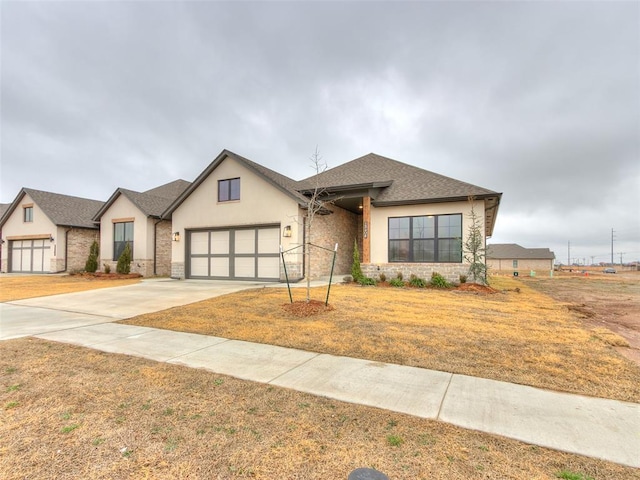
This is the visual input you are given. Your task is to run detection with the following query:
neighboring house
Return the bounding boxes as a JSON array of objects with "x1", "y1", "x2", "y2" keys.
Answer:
[
  {"x1": 93, "y1": 179, "x2": 190, "y2": 276},
  {"x1": 0, "y1": 188, "x2": 103, "y2": 273},
  {"x1": 486, "y1": 243, "x2": 555, "y2": 273},
  {"x1": 164, "y1": 149, "x2": 502, "y2": 283}
]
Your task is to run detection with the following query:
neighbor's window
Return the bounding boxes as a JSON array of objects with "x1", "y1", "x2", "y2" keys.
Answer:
[
  {"x1": 218, "y1": 178, "x2": 240, "y2": 202},
  {"x1": 388, "y1": 214, "x2": 462, "y2": 263},
  {"x1": 513, "y1": 259, "x2": 518, "y2": 268},
  {"x1": 23, "y1": 206, "x2": 33, "y2": 222},
  {"x1": 113, "y1": 221, "x2": 134, "y2": 260}
]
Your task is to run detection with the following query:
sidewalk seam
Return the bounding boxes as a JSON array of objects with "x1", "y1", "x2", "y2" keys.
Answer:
[
  {"x1": 164, "y1": 337, "x2": 232, "y2": 362},
  {"x1": 267, "y1": 352, "x2": 322, "y2": 384},
  {"x1": 436, "y1": 373, "x2": 454, "y2": 420}
]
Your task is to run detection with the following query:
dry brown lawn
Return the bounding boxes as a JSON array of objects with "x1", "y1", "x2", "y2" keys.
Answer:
[
  {"x1": 122, "y1": 276, "x2": 640, "y2": 403},
  {"x1": 2, "y1": 338, "x2": 637, "y2": 480},
  {"x1": 0, "y1": 275, "x2": 141, "y2": 302}
]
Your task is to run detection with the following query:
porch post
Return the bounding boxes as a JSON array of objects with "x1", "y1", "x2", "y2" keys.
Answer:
[{"x1": 362, "y1": 196, "x2": 371, "y2": 263}]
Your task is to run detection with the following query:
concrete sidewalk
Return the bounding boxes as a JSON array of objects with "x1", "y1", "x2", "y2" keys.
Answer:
[{"x1": 34, "y1": 322, "x2": 640, "y2": 468}]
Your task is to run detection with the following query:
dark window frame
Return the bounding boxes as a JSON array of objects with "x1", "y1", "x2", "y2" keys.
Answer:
[
  {"x1": 388, "y1": 214, "x2": 462, "y2": 263},
  {"x1": 218, "y1": 178, "x2": 241, "y2": 202},
  {"x1": 113, "y1": 221, "x2": 134, "y2": 261},
  {"x1": 23, "y1": 206, "x2": 33, "y2": 223}
]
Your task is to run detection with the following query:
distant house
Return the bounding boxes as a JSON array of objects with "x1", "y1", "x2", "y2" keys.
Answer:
[
  {"x1": 486, "y1": 244, "x2": 555, "y2": 273},
  {"x1": 93, "y1": 180, "x2": 190, "y2": 276},
  {"x1": 0, "y1": 189, "x2": 103, "y2": 273},
  {"x1": 164, "y1": 149, "x2": 502, "y2": 283}
]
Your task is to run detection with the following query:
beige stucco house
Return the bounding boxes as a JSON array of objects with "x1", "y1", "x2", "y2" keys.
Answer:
[
  {"x1": 487, "y1": 244, "x2": 555, "y2": 274},
  {"x1": 163, "y1": 149, "x2": 502, "y2": 283},
  {"x1": 0, "y1": 188, "x2": 103, "y2": 273},
  {"x1": 93, "y1": 180, "x2": 190, "y2": 276}
]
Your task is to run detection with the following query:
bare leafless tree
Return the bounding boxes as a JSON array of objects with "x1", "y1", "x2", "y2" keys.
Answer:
[{"x1": 304, "y1": 147, "x2": 328, "y2": 302}]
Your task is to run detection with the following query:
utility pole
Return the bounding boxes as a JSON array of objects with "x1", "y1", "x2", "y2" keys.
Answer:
[
  {"x1": 611, "y1": 228, "x2": 615, "y2": 266},
  {"x1": 568, "y1": 240, "x2": 571, "y2": 265},
  {"x1": 618, "y1": 252, "x2": 625, "y2": 265},
  {"x1": 590, "y1": 256, "x2": 595, "y2": 265}
]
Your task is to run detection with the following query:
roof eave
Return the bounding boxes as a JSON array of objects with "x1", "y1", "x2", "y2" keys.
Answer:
[{"x1": 162, "y1": 150, "x2": 305, "y2": 219}]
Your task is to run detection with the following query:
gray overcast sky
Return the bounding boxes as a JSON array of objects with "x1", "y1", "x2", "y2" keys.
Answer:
[{"x1": 1, "y1": 1, "x2": 638, "y2": 264}]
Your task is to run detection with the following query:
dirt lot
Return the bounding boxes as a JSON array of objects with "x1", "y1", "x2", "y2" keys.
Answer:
[
  {"x1": 521, "y1": 271, "x2": 640, "y2": 366},
  {"x1": 2, "y1": 338, "x2": 637, "y2": 480}
]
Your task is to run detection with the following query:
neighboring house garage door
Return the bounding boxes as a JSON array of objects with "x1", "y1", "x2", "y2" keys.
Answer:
[
  {"x1": 187, "y1": 225, "x2": 281, "y2": 281},
  {"x1": 10, "y1": 239, "x2": 52, "y2": 273}
]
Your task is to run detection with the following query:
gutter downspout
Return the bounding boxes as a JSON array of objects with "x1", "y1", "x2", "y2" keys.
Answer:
[
  {"x1": 153, "y1": 218, "x2": 162, "y2": 276},
  {"x1": 64, "y1": 228, "x2": 72, "y2": 272}
]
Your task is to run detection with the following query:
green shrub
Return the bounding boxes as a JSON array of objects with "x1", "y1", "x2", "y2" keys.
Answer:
[
  {"x1": 84, "y1": 240, "x2": 99, "y2": 273},
  {"x1": 459, "y1": 274, "x2": 467, "y2": 284},
  {"x1": 351, "y1": 239, "x2": 363, "y2": 282},
  {"x1": 358, "y1": 277, "x2": 377, "y2": 286},
  {"x1": 430, "y1": 272, "x2": 450, "y2": 288},
  {"x1": 409, "y1": 274, "x2": 427, "y2": 288},
  {"x1": 116, "y1": 243, "x2": 132, "y2": 274},
  {"x1": 396, "y1": 272, "x2": 403, "y2": 281},
  {"x1": 379, "y1": 272, "x2": 387, "y2": 283},
  {"x1": 389, "y1": 277, "x2": 405, "y2": 287},
  {"x1": 103, "y1": 263, "x2": 111, "y2": 274}
]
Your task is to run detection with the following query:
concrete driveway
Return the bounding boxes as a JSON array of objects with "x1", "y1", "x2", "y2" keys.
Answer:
[{"x1": 0, "y1": 278, "x2": 266, "y2": 340}]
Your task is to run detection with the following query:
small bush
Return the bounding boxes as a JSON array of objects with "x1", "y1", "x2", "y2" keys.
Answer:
[
  {"x1": 379, "y1": 272, "x2": 387, "y2": 283},
  {"x1": 116, "y1": 243, "x2": 132, "y2": 274},
  {"x1": 459, "y1": 274, "x2": 467, "y2": 284},
  {"x1": 84, "y1": 240, "x2": 99, "y2": 273},
  {"x1": 358, "y1": 277, "x2": 377, "y2": 286},
  {"x1": 409, "y1": 275, "x2": 427, "y2": 288},
  {"x1": 351, "y1": 239, "x2": 363, "y2": 283},
  {"x1": 342, "y1": 275, "x2": 353, "y2": 283},
  {"x1": 103, "y1": 263, "x2": 111, "y2": 274},
  {"x1": 389, "y1": 277, "x2": 405, "y2": 287},
  {"x1": 430, "y1": 272, "x2": 450, "y2": 288},
  {"x1": 396, "y1": 272, "x2": 403, "y2": 281}
]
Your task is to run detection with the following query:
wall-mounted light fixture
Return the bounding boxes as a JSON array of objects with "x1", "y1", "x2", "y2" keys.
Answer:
[
  {"x1": 358, "y1": 204, "x2": 363, "y2": 210},
  {"x1": 49, "y1": 235, "x2": 55, "y2": 242},
  {"x1": 173, "y1": 231, "x2": 180, "y2": 242},
  {"x1": 282, "y1": 225, "x2": 292, "y2": 237}
]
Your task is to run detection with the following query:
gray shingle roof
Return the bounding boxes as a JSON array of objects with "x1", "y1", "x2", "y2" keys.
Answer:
[
  {"x1": 94, "y1": 179, "x2": 191, "y2": 221},
  {"x1": 297, "y1": 153, "x2": 499, "y2": 204},
  {"x1": 0, "y1": 188, "x2": 103, "y2": 229},
  {"x1": 0, "y1": 203, "x2": 10, "y2": 220},
  {"x1": 143, "y1": 179, "x2": 191, "y2": 199},
  {"x1": 487, "y1": 244, "x2": 555, "y2": 260}
]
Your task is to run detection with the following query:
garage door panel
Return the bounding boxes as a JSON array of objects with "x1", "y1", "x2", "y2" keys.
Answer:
[
  {"x1": 11, "y1": 243, "x2": 22, "y2": 271},
  {"x1": 235, "y1": 257, "x2": 255, "y2": 278},
  {"x1": 258, "y1": 257, "x2": 280, "y2": 278},
  {"x1": 210, "y1": 257, "x2": 229, "y2": 277},
  {"x1": 190, "y1": 257, "x2": 209, "y2": 276},
  {"x1": 211, "y1": 231, "x2": 229, "y2": 254},
  {"x1": 190, "y1": 232, "x2": 209, "y2": 255},
  {"x1": 258, "y1": 228, "x2": 280, "y2": 253},
  {"x1": 235, "y1": 230, "x2": 255, "y2": 254}
]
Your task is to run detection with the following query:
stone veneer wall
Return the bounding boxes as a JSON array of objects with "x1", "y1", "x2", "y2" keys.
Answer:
[
  {"x1": 308, "y1": 205, "x2": 359, "y2": 278},
  {"x1": 66, "y1": 228, "x2": 100, "y2": 272},
  {"x1": 155, "y1": 220, "x2": 173, "y2": 277},
  {"x1": 361, "y1": 262, "x2": 469, "y2": 284},
  {"x1": 171, "y1": 262, "x2": 185, "y2": 279}
]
